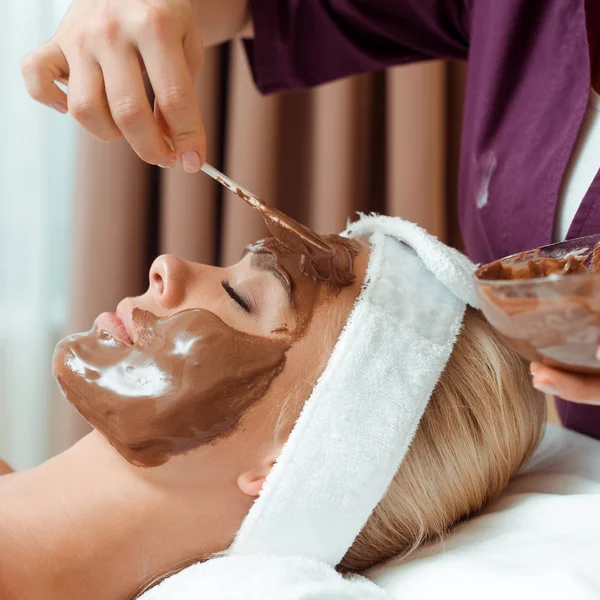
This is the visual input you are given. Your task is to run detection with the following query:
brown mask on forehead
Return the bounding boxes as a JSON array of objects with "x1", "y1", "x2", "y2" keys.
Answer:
[
  {"x1": 247, "y1": 232, "x2": 360, "y2": 337},
  {"x1": 53, "y1": 203, "x2": 360, "y2": 467},
  {"x1": 241, "y1": 188, "x2": 361, "y2": 335}
]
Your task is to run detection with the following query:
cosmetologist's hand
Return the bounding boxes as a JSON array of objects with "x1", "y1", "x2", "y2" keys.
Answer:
[
  {"x1": 21, "y1": 0, "x2": 206, "y2": 172},
  {"x1": 531, "y1": 358, "x2": 600, "y2": 405}
]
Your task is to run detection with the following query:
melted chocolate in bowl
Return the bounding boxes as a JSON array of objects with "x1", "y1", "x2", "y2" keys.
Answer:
[
  {"x1": 53, "y1": 206, "x2": 361, "y2": 467},
  {"x1": 474, "y1": 235, "x2": 600, "y2": 374}
]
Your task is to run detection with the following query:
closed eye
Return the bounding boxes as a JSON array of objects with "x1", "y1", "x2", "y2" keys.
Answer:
[{"x1": 221, "y1": 280, "x2": 251, "y2": 313}]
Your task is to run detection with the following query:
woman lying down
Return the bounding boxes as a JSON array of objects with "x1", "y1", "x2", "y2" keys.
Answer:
[{"x1": 0, "y1": 214, "x2": 545, "y2": 600}]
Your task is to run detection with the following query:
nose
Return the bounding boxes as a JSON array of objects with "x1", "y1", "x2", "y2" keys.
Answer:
[{"x1": 148, "y1": 254, "x2": 187, "y2": 308}]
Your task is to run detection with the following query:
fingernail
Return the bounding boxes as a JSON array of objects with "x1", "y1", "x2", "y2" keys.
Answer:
[
  {"x1": 162, "y1": 135, "x2": 174, "y2": 151},
  {"x1": 532, "y1": 381, "x2": 559, "y2": 396},
  {"x1": 596, "y1": 347, "x2": 600, "y2": 361},
  {"x1": 50, "y1": 102, "x2": 68, "y2": 114},
  {"x1": 181, "y1": 150, "x2": 201, "y2": 174}
]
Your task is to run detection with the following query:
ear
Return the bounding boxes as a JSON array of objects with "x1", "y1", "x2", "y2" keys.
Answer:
[
  {"x1": 237, "y1": 454, "x2": 278, "y2": 497},
  {"x1": 237, "y1": 471, "x2": 267, "y2": 497}
]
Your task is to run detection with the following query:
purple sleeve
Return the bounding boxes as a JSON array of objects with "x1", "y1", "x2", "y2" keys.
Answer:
[{"x1": 244, "y1": 0, "x2": 471, "y2": 94}]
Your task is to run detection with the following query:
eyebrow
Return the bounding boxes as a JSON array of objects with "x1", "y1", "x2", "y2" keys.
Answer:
[{"x1": 249, "y1": 252, "x2": 293, "y2": 303}]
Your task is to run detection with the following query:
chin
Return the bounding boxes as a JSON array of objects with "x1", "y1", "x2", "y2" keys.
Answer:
[
  {"x1": 51, "y1": 335, "x2": 87, "y2": 407},
  {"x1": 52, "y1": 337, "x2": 70, "y2": 387}
]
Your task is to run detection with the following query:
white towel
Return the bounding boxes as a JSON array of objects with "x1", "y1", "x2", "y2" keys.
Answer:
[{"x1": 141, "y1": 555, "x2": 394, "y2": 600}]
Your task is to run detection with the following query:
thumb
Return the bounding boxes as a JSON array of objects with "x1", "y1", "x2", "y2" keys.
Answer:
[{"x1": 531, "y1": 362, "x2": 600, "y2": 405}]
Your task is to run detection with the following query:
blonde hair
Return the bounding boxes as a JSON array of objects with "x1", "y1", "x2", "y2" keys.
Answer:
[
  {"x1": 340, "y1": 307, "x2": 546, "y2": 571},
  {"x1": 136, "y1": 307, "x2": 545, "y2": 595}
]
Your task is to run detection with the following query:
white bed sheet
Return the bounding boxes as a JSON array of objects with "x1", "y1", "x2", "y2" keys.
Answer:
[{"x1": 367, "y1": 424, "x2": 600, "y2": 599}]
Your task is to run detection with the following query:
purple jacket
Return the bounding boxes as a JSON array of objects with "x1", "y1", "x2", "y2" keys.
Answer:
[{"x1": 245, "y1": 0, "x2": 600, "y2": 439}]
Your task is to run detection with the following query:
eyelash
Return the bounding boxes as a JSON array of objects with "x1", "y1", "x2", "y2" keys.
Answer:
[{"x1": 221, "y1": 280, "x2": 251, "y2": 313}]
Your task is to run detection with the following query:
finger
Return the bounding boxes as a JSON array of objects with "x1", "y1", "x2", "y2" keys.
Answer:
[
  {"x1": 21, "y1": 41, "x2": 69, "y2": 113},
  {"x1": 153, "y1": 31, "x2": 202, "y2": 150},
  {"x1": 102, "y1": 44, "x2": 176, "y2": 167},
  {"x1": 139, "y1": 26, "x2": 206, "y2": 172},
  {"x1": 530, "y1": 362, "x2": 600, "y2": 405},
  {"x1": 67, "y1": 56, "x2": 122, "y2": 142},
  {"x1": 183, "y1": 29, "x2": 205, "y2": 79},
  {"x1": 154, "y1": 102, "x2": 174, "y2": 150}
]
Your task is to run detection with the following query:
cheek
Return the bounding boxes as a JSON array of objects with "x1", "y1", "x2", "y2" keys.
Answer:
[
  {"x1": 266, "y1": 304, "x2": 298, "y2": 335},
  {"x1": 283, "y1": 328, "x2": 332, "y2": 388},
  {"x1": 241, "y1": 346, "x2": 315, "y2": 441},
  {"x1": 185, "y1": 292, "x2": 253, "y2": 335},
  {"x1": 223, "y1": 384, "x2": 290, "y2": 463}
]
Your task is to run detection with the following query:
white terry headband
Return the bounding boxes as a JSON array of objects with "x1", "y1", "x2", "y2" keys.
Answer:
[{"x1": 230, "y1": 214, "x2": 479, "y2": 566}]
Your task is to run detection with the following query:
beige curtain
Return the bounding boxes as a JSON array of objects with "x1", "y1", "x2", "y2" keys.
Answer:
[{"x1": 52, "y1": 42, "x2": 469, "y2": 452}]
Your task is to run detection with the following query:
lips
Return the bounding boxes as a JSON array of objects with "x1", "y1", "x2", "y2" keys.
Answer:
[{"x1": 94, "y1": 312, "x2": 134, "y2": 346}]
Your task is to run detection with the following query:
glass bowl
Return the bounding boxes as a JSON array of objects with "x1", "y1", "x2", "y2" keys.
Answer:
[{"x1": 473, "y1": 234, "x2": 600, "y2": 374}]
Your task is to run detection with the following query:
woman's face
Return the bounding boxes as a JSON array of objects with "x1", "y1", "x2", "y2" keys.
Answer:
[
  {"x1": 54, "y1": 237, "x2": 368, "y2": 469},
  {"x1": 53, "y1": 234, "x2": 367, "y2": 556}
]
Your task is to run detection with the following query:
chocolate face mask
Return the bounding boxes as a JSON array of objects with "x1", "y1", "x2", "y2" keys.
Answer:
[
  {"x1": 53, "y1": 203, "x2": 361, "y2": 468},
  {"x1": 53, "y1": 309, "x2": 290, "y2": 467}
]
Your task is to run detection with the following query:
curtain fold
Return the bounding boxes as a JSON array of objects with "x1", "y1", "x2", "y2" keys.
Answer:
[
  {"x1": 54, "y1": 41, "x2": 468, "y2": 452},
  {"x1": 160, "y1": 47, "x2": 223, "y2": 263},
  {"x1": 387, "y1": 61, "x2": 447, "y2": 239}
]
